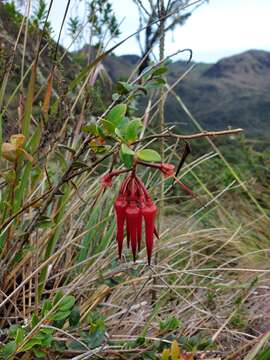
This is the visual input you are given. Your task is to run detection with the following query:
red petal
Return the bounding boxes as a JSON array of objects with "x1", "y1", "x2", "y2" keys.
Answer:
[
  {"x1": 126, "y1": 202, "x2": 140, "y2": 262},
  {"x1": 142, "y1": 199, "x2": 157, "y2": 265},
  {"x1": 114, "y1": 196, "x2": 127, "y2": 259}
]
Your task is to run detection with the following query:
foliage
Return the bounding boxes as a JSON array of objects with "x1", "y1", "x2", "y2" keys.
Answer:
[
  {"x1": 68, "y1": 0, "x2": 120, "y2": 48},
  {"x1": 0, "y1": 1, "x2": 269, "y2": 359}
]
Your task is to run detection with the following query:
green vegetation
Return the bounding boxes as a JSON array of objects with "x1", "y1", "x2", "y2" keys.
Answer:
[{"x1": 0, "y1": 1, "x2": 270, "y2": 359}]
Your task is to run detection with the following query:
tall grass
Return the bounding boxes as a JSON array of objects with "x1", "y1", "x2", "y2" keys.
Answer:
[{"x1": 0, "y1": 1, "x2": 269, "y2": 359}]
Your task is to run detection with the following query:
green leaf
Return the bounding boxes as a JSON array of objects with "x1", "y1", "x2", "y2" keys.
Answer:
[
  {"x1": 9, "y1": 324, "x2": 20, "y2": 338},
  {"x1": 41, "y1": 299, "x2": 53, "y2": 317},
  {"x1": 123, "y1": 118, "x2": 142, "y2": 143},
  {"x1": 69, "y1": 306, "x2": 80, "y2": 327},
  {"x1": 81, "y1": 123, "x2": 99, "y2": 136},
  {"x1": 53, "y1": 319, "x2": 65, "y2": 329},
  {"x1": 86, "y1": 329, "x2": 106, "y2": 349},
  {"x1": 114, "y1": 127, "x2": 124, "y2": 141},
  {"x1": 159, "y1": 316, "x2": 180, "y2": 331},
  {"x1": 59, "y1": 295, "x2": 76, "y2": 311},
  {"x1": 33, "y1": 348, "x2": 47, "y2": 358},
  {"x1": 120, "y1": 143, "x2": 135, "y2": 168},
  {"x1": 51, "y1": 310, "x2": 71, "y2": 321},
  {"x1": 116, "y1": 81, "x2": 134, "y2": 94},
  {"x1": 101, "y1": 119, "x2": 116, "y2": 134},
  {"x1": 1, "y1": 341, "x2": 16, "y2": 359},
  {"x1": 22, "y1": 62, "x2": 37, "y2": 137},
  {"x1": 137, "y1": 149, "x2": 161, "y2": 162},
  {"x1": 21, "y1": 337, "x2": 43, "y2": 352},
  {"x1": 40, "y1": 333, "x2": 53, "y2": 347},
  {"x1": 152, "y1": 66, "x2": 168, "y2": 77},
  {"x1": 53, "y1": 291, "x2": 64, "y2": 304},
  {"x1": 147, "y1": 78, "x2": 166, "y2": 88},
  {"x1": 106, "y1": 103, "x2": 127, "y2": 127},
  {"x1": 15, "y1": 327, "x2": 25, "y2": 345},
  {"x1": 21, "y1": 337, "x2": 42, "y2": 352},
  {"x1": 40, "y1": 327, "x2": 54, "y2": 335},
  {"x1": 256, "y1": 347, "x2": 270, "y2": 360}
]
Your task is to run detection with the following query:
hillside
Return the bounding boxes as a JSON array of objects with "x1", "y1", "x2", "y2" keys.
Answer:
[
  {"x1": 102, "y1": 50, "x2": 270, "y2": 138},
  {"x1": 1, "y1": 0, "x2": 269, "y2": 140},
  {"x1": 168, "y1": 50, "x2": 270, "y2": 137}
]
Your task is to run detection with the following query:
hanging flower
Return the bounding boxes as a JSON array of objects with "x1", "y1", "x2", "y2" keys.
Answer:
[
  {"x1": 109, "y1": 172, "x2": 158, "y2": 264},
  {"x1": 100, "y1": 160, "x2": 194, "y2": 264}
]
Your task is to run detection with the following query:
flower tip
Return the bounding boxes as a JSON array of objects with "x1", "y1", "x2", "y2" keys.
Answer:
[
  {"x1": 101, "y1": 173, "x2": 112, "y2": 187},
  {"x1": 160, "y1": 163, "x2": 175, "y2": 178}
]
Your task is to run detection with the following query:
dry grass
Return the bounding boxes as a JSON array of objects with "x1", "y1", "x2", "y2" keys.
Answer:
[{"x1": 0, "y1": 1, "x2": 269, "y2": 359}]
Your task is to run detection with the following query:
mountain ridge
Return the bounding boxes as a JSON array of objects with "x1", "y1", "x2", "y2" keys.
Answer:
[
  {"x1": 0, "y1": 0, "x2": 269, "y2": 140},
  {"x1": 100, "y1": 48, "x2": 270, "y2": 138}
]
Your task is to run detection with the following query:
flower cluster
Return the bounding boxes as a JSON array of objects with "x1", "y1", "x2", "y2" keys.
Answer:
[
  {"x1": 101, "y1": 163, "x2": 175, "y2": 264},
  {"x1": 114, "y1": 173, "x2": 158, "y2": 265}
]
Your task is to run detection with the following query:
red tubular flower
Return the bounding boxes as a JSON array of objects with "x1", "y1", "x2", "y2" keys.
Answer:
[
  {"x1": 113, "y1": 172, "x2": 157, "y2": 264},
  {"x1": 125, "y1": 201, "x2": 140, "y2": 261},
  {"x1": 159, "y1": 163, "x2": 175, "y2": 178},
  {"x1": 114, "y1": 195, "x2": 127, "y2": 259},
  {"x1": 142, "y1": 198, "x2": 157, "y2": 265},
  {"x1": 137, "y1": 208, "x2": 143, "y2": 251}
]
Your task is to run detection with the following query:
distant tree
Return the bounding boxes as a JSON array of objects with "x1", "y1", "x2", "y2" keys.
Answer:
[
  {"x1": 68, "y1": 0, "x2": 120, "y2": 51},
  {"x1": 5, "y1": 0, "x2": 53, "y2": 33},
  {"x1": 31, "y1": 0, "x2": 53, "y2": 33},
  {"x1": 87, "y1": 0, "x2": 120, "y2": 45},
  {"x1": 67, "y1": 16, "x2": 83, "y2": 50},
  {"x1": 133, "y1": 0, "x2": 208, "y2": 73}
]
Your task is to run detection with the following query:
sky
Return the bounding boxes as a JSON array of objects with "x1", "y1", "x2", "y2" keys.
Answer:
[{"x1": 44, "y1": 0, "x2": 270, "y2": 63}]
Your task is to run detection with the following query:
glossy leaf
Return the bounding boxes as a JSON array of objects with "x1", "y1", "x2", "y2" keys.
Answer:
[
  {"x1": 120, "y1": 143, "x2": 135, "y2": 168},
  {"x1": 123, "y1": 118, "x2": 142, "y2": 143},
  {"x1": 106, "y1": 103, "x2": 127, "y2": 127},
  {"x1": 101, "y1": 119, "x2": 116, "y2": 134},
  {"x1": 115, "y1": 127, "x2": 125, "y2": 141},
  {"x1": 51, "y1": 310, "x2": 71, "y2": 321},
  {"x1": 59, "y1": 295, "x2": 76, "y2": 311},
  {"x1": 137, "y1": 149, "x2": 161, "y2": 162}
]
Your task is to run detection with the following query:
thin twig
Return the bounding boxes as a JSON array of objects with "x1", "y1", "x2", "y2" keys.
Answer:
[{"x1": 133, "y1": 128, "x2": 243, "y2": 144}]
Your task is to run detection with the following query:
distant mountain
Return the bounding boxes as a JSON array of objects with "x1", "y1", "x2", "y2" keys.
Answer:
[
  {"x1": 104, "y1": 50, "x2": 270, "y2": 138},
  {"x1": 169, "y1": 50, "x2": 270, "y2": 136},
  {"x1": 1, "y1": 0, "x2": 269, "y2": 140}
]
